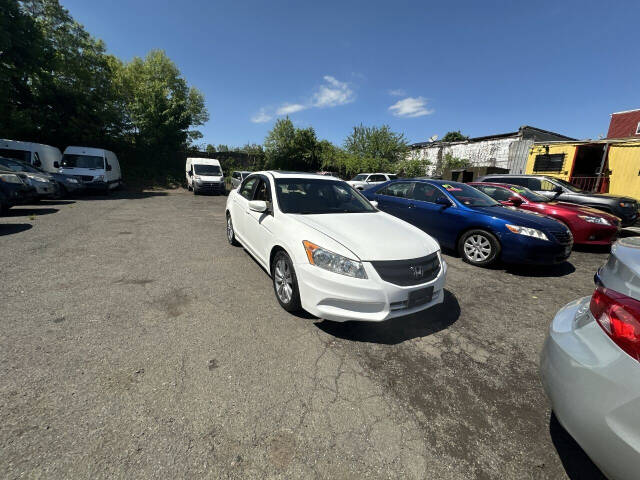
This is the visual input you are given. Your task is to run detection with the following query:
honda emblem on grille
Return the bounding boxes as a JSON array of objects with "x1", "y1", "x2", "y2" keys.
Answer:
[{"x1": 409, "y1": 265, "x2": 424, "y2": 279}]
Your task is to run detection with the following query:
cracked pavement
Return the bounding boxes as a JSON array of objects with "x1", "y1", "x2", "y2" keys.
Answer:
[{"x1": 0, "y1": 190, "x2": 610, "y2": 479}]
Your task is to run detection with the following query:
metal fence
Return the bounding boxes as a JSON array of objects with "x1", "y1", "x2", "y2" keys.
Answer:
[{"x1": 570, "y1": 176, "x2": 608, "y2": 193}]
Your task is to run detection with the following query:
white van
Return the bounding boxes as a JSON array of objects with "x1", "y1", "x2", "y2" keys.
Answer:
[
  {"x1": 60, "y1": 146, "x2": 122, "y2": 193},
  {"x1": 185, "y1": 157, "x2": 225, "y2": 195},
  {"x1": 0, "y1": 139, "x2": 62, "y2": 173}
]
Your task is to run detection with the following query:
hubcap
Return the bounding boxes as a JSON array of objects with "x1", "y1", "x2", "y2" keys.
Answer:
[
  {"x1": 274, "y1": 258, "x2": 293, "y2": 304},
  {"x1": 464, "y1": 234, "x2": 492, "y2": 262},
  {"x1": 227, "y1": 217, "x2": 233, "y2": 241}
]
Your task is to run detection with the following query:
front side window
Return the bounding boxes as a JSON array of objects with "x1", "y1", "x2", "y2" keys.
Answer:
[
  {"x1": 193, "y1": 164, "x2": 221, "y2": 176},
  {"x1": 368, "y1": 174, "x2": 386, "y2": 182},
  {"x1": 240, "y1": 177, "x2": 259, "y2": 199},
  {"x1": 61, "y1": 154, "x2": 104, "y2": 169},
  {"x1": 351, "y1": 174, "x2": 368, "y2": 181},
  {"x1": 378, "y1": 182, "x2": 414, "y2": 198},
  {"x1": 473, "y1": 185, "x2": 514, "y2": 202},
  {"x1": 275, "y1": 179, "x2": 375, "y2": 214},
  {"x1": 439, "y1": 183, "x2": 499, "y2": 207},
  {"x1": 411, "y1": 182, "x2": 449, "y2": 203},
  {"x1": 540, "y1": 179, "x2": 557, "y2": 191},
  {"x1": 253, "y1": 178, "x2": 271, "y2": 202}
]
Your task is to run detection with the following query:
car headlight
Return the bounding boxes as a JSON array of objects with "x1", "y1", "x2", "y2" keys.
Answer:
[
  {"x1": 303, "y1": 240, "x2": 367, "y2": 279},
  {"x1": 93, "y1": 175, "x2": 105, "y2": 182},
  {"x1": 619, "y1": 202, "x2": 634, "y2": 208},
  {"x1": 505, "y1": 224, "x2": 549, "y2": 241},
  {"x1": 578, "y1": 215, "x2": 610, "y2": 225},
  {"x1": 0, "y1": 174, "x2": 23, "y2": 184},
  {"x1": 65, "y1": 178, "x2": 79, "y2": 184}
]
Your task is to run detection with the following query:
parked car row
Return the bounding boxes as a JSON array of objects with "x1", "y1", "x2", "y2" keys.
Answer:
[
  {"x1": 222, "y1": 170, "x2": 640, "y2": 478},
  {"x1": 0, "y1": 139, "x2": 123, "y2": 215}
]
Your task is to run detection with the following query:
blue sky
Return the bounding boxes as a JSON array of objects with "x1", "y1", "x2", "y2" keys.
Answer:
[{"x1": 61, "y1": 0, "x2": 640, "y2": 148}]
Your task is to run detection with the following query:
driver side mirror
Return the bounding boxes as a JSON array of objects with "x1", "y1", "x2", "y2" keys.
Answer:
[
  {"x1": 188, "y1": 171, "x2": 193, "y2": 176},
  {"x1": 248, "y1": 200, "x2": 268, "y2": 213},
  {"x1": 34, "y1": 159, "x2": 42, "y2": 167},
  {"x1": 435, "y1": 196, "x2": 451, "y2": 207},
  {"x1": 508, "y1": 196, "x2": 523, "y2": 206},
  {"x1": 53, "y1": 161, "x2": 60, "y2": 168}
]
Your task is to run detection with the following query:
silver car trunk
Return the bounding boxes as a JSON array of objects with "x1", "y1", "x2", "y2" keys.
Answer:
[{"x1": 599, "y1": 237, "x2": 640, "y2": 301}]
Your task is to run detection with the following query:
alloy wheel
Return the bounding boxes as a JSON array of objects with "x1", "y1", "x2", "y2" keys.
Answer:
[
  {"x1": 227, "y1": 216, "x2": 234, "y2": 242},
  {"x1": 464, "y1": 234, "x2": 492, "y2": 262},
  {"x1": 274, "y1": 258, "x2": 293, "y2": 304}
]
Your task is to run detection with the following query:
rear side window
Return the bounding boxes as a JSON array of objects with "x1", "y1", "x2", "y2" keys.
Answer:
[
  {"x1": 379, "y1": 182, "x2": 414, "y2": 198},
  {"x1": 369, "y1": 174, "x2": 386, "y2": 182},
  {"x1": 240, "y1": 177, "x2": 258, "y2": 199}
]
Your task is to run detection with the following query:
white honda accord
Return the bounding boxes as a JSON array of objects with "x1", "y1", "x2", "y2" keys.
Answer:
[{"x1": 225, "y1": 171, "x2": 447, "y2": 322}]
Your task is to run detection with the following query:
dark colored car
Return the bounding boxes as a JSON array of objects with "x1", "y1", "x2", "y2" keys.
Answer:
[
  {"x1": 0, "y1": 157, "x2": 83, "y2": 198},
  {"x1": 477, "y1": 174, "x2": 639, "y2": 227},
  {"x1": 363, "y1": 179, "x2": 573, "y2": 267},
  {"x1": 470, "y1": 182, "x2": 620, "y2": 246},
  {"x1": 0, "y1": 167, "x2": 34, "y2": 215}
]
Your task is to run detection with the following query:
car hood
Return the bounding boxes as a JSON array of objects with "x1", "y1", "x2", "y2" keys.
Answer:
[
  {"x1": 473, "y1": 205, "x2": 564, "y2": 231},
  {"x1": 574, "y1": 192, "x2": 636, "y2": 203},
  {"x1": 552, "y1": 202, "x2": 620, "y2": 220},
  {"x1": 293, "y1": 212, "x2": 439, "y2": 261}
]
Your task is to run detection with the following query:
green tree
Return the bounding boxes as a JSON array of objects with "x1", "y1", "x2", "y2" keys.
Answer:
[
  {"x1": 394, "y1": 153, "x2": 431, "y2": 177},
  {"x1": 344, "y1": 124, "x2": 408, "y2": 162},
  {"x1": 441, "y1": 130, "x2": 469, "y2": 142},
  {"x1": 217, "y1": 144, "x2": 230, "y2": 152},
  {"x1": 264, "y1": 118, "x2": 323, "y2": 171},
  {"x1": 205, "y1": 144, "x2": 216, "y2": 154},
  {"x1": 440, "y1": 152, "x2": 471, "y2": 173}
]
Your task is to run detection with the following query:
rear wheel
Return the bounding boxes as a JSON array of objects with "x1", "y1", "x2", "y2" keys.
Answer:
[
  {"x1": 458, "y1": 229, "x2": 500, "y2": 267},
  {"x1": 272, "y1": 251, "x2": 301, "y2": 312}
]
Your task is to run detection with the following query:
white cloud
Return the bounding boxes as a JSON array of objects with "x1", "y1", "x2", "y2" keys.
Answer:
[
  {"x1": 312, "y1": 75, "x2": 355, "y2": 108},
  {"x1": 251, "y1": 75, "x2": 355, "y2": 123},
  {"x1": 250, "y1": 108, "x2": 272, "y2": 123},
  {"x1": 388, "y1": 97, "x2": 434, "y2": 118},
  {"x1": 388, "y1": 89, "x2": 406, "y2": 97},
  {"x1": 276, "y1": 103, "x2": 308, "y2": 115}
]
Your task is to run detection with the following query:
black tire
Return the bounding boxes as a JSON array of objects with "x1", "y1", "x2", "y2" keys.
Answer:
[
  {"x1": 0, "y1": 201, "x2": 8, "y2": 216},
  {"x1": 458, "y1": 229, "x2": 501, "y2": 267},
  {"x1": 226, "y1": 213, "x2": 239, "y2": 246},
  {"x1": 271, "y1": 250, "x2": 302, "y2": 312}
]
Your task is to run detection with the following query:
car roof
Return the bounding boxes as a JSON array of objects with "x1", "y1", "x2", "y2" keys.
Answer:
[
  {"x1": 264, "y1": 171, "x2": 340, "y2": 180},
  {"x1": 469, "y1": 181, "x2": 522, "y2": 189}
]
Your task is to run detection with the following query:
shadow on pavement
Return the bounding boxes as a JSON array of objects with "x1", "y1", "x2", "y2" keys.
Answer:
[
  {"x1": 549, "y1": 413, "x2": 606, "y2": 480},
  {"x1": 74, "y1": 189, "x2": 170, "y2": 201},
  {"x1": 314, "y1": 289, "x2": 460, "y2": 345},
  {"x1": 572, "y1": 244, "x2": 611, "y2": 254},
  {"x1": 6, "y1": 207, "x2": 58, "y2": 217},
  {"x1": 505, "y1": 261, "x2": 576, "y2": 277},
  {"x1": 39, "y1": 200, "x2": 76, "y2": 206},
  {"x1": 0, "y1": 223, "x2": 33, "y2": 236}
]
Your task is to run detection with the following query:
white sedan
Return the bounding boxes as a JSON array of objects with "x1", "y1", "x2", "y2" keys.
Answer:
[
  {"x1": 347, "y1": 172, "x2": 397, "y2": 190},
  {"x1": 225, "y1": 171, "x2": 447, "y2": 322}
]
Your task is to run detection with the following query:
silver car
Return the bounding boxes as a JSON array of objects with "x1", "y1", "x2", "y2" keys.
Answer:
[
  {"x1": 540, "y1": 236, "x2": 640, "y2": 480},
  {"x1": 230, "y1": 170, "x2": 252, "y2": 189}
]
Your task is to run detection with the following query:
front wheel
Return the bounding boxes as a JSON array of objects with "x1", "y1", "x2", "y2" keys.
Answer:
[
  {"x1": 458, "y1": 229, "x2": 500, "y2": 267},
  {"x1": 226, "y1": 213, "x2": 239, "y2": 246},
  {"x1": 272, "y1": 251, "x2": 302, "y2": 312}
]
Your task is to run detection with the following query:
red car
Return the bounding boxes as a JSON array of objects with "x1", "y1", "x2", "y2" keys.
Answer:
[{"x1": 470, "y1": 182, "x2": 620, "y2": 245}]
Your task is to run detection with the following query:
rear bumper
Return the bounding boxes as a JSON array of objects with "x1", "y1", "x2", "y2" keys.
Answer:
[
  {"x1": 296, "y1": 259, "x2": 447, "y2": 322},
  {"x1": 540, "y1": 298, "x2": 640, "y2": 480}
]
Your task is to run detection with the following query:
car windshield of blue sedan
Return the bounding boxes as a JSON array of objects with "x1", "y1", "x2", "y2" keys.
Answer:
[
  {"x1": 442, "y1": 183, "x2": 499, "y2": 207},
  {"x1": 275, "y1": 179, "x2": 376, "y2": 214}
]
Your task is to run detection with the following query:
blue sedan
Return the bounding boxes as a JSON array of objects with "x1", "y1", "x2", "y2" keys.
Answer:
[{"x1": 363, "y1": 179, "x2": 573, "y2": 267}]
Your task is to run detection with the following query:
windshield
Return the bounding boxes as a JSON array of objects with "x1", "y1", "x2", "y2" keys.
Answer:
[
  {"x1": 351, "y1": 174, "x2": 367, "y2": 181},
  {"x1": 504, "y1": 185, "x2": 550, "y2": 202},
  {"x1": 275, "y1": 178, "x2": 376, "y2": 214},
  {"x1": 194, "y1": 164, "x2": 221, "y2": 176},
  {"x1": 61, "y1": 154, "x2": 104, "y2": 169},
  {"x1": 0, "y1": 148, "x2": 31, "y2": 163},
  {"x1": 552, "y1": 177, "x2": 583, "y2": 193},
  {"x1": 441, "y1": 183, "x2": 499, "y2": 207}
]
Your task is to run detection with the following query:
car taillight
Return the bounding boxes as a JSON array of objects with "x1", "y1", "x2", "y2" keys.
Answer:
[{"x1": 590, "y1": 286, "x2": 640, "y2": 362}]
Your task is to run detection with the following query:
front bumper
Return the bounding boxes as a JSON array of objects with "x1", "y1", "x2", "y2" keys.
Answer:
[
  {"x1": 571, "y1": 223, "x2": 619, "y2": 245},
  {"x1": 617, "y1": 209, "x2": 638, "y2": 227},
  {"x1": 540, "y1": 298, "x2": 640, "y2": 480},
  {"x1": 32, "y1": 182, "x2": 58, "y2": 198},
  {"x1": 296, "y1": 259, "x2": 447, "y2": 322},
  {"x1": 195, "y1": 181, "x2": 225, "y2": 194},
  {"x1": 500, "y1": 232, "x2": 572, "y2": 264}
]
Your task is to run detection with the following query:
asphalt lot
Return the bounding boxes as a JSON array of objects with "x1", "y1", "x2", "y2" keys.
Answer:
[{"x1": 0, "y1": 189, "x2": 619, "y2": 479}]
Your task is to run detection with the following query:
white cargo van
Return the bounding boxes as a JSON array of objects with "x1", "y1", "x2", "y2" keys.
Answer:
[
  {"x1": 185, "y1": 157, "x2": 225, "y2": 195},
  {"x1": 60, "y1": 146, "x2": 122, "y2": 193},
  {"x1": 0, "y1": 139, "x2": 62, "y2": 173}
]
